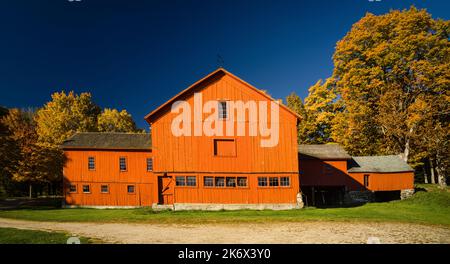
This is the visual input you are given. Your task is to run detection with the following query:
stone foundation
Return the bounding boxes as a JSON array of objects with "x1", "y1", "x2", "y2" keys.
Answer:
[
  {"x1": 296, "y1": 192, "x2": 305, "y2": 209},
  {"x1": 64, "y1": 205, "x2": 144, "y2": 209},
  {"x1": 400, "y1": 189, "x2": 415, "y2": 200},
  {"x1": 171, "y1": 203, "x2": 300, "y2": 211}
]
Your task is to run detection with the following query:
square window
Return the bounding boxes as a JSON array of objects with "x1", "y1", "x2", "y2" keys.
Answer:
[
  {"x1": 237, "y1": 177, "x2": 247, "y2": 187},
  {"x1": 147, "y1": 158, "x2": 153, "y2": 171},
  {"x1": 186, "y1": 176, "x2": 196, "y2": 186},
  {"x1": 213, "y1": 139, "x2": 236, "y2": 157},
  {"x1": 88, "y1": 157, "x2": 95, "y2": 170},
  {"x1": 258, "y1": 177, "x2": 268, "y2": 187},
  {"x1": 280, "y1": 177, "x2": 290, "y2": 187},
  {"x1": 226, "y1": 177, "x2": 236, "y2": 187},
  {"x1": 269, "y1": 177, "x2": 279, "y2": 187},
  {"x1": 69, "y1": 185, "x2": 77, "y2": 193},
  {"x1": 215, "y1": 177, "x2": 225, "y2": 187},
  {"x1": 127, "y1": 185, "x2": 135, "y2": 193},
  {"x1": 176, "y1": 176, "x2": 186, "y2": 186},
  {"x1": 101, "y1": 185, "x2": 109, "y2": 193},
  {"x1": 204, "y1": 176, "x2": 214, "y2": 187},
  {"x1": 82, "y1": 185, "x2": 90, "y2": 193},
  {"x1": 119, "y1": 157, "x2": 127, "y2": 171}
]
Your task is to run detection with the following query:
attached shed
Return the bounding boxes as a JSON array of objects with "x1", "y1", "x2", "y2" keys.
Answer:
[
  {"x1": 299, "y1": 145, "x2": 415, "y2": 206},
  {"x1": 299, "y1": 144, "x2": 353, "y2": 206},
  {"x1": 348, "y1": 155, "x2": 414, "y2": 192}
]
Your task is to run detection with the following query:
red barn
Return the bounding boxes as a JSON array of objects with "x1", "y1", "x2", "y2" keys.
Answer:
[{"x1": 62, "y1": 68, "x2": 415, "y2": 209}]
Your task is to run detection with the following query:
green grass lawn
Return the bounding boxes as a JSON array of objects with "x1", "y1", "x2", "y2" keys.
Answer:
[
  {"x1": 0, "y1": 227, "x2": 96, "y2": 244},
  {"x1": 0, "y1": 184, "x2": 448, "y2": 226}
]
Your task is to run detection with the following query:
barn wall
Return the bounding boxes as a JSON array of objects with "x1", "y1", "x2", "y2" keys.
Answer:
[
  {"x1": 347, "y1": 172, "x2": 414, "y2": 191},
  {"x1": 170, "y1": 173, "x2": 299, "y2": 204},
  {"x1": 299, "y1": 159, "x2": 360, "y2": 188},
  {"x1": 299, "y1": 158, "x2": 414, "y2": 192},
  {"x1": 63, "y1": 149, "x2": 154, "y2": 206},
  {"x1": 150, "y1": 74, "x2": 299, "y2": 174}
]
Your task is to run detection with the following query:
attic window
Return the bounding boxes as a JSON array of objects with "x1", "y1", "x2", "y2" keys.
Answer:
[
  {"x1": 119, "y1": 157, "x2": 127, "y2": 171},
  {"x1": 88, "y1": 157, "x2": 95, "y2": 170},
  {"x1": 218, "y1": 101, "x2": 228, "y2": 120}
]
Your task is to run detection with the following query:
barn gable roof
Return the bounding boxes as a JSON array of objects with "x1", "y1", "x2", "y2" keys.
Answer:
[
  {"x1": 144, "y1": 68, "x2": 302, "y2": 123},
  {"x1": 298, "y1": 144, "x2": 351, "y2": 160},
  {"x1": 61, "y1": 132, "x2": 151, "y2": 150},
  {"x1": 348, "y1": 155, "x2": 414, "y2": 173}
]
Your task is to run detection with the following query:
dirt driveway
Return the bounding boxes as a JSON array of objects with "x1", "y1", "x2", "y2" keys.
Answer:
[{"x1": 0, "y1": 218, "x2": 448, "y2": 244}]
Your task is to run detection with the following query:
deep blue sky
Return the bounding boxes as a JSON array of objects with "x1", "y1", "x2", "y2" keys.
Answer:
[{"x1": 0, "y1": 0, "x2": 448, "y2": 129}]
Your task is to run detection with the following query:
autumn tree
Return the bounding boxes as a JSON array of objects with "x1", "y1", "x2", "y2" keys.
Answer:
[
  {"x1": 0, "y1": 109, "x2": 64, "y2": 197},
  {"x1": 303, "y1": 79, "x2": 337, "y2": 144},
  {"x1": 331, "y1": 6, "x2": 449, "y2": 180},
  {"x1": 0, "y1": 106, "x2": 15, "y2": 196},
  {"x1": 286, "y1": 92, "x2": 307, "y2": 143},
  {"x1": 97, "y1": 108, "x2": 141, "y2": 133},
  {"x1": 35, "y1": 91, "x2": 101, "y2": 145},
  {"x1": 287, "y1": 78, "x2": 338, "y2": 144}
]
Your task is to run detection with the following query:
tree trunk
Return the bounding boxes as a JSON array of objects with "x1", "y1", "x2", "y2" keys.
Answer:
[
  {"x1": 403, "y1": 138, "x2": 410, "y2": 162},
  {"x1": 423, "y1": 164, "x2": 429, "y2": 184},
  {"x1": 430, "y1": 159, "x2": 436, "y2": 184},
  {"x1": 28, "y1": 184, "x2": 32, "y2": 199},
  {"x1": 436, "y1": 152, "x2": 447, "y2": 188}
]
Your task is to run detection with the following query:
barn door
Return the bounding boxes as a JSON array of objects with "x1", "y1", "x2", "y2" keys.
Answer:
[{"x1": 158, "y1": 176, "x2": 174, "y2": 205}]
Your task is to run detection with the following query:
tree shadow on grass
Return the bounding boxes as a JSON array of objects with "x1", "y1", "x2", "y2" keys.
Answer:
[{"x1": 0, "y1": 197, "x2": 62, "y2": 210}]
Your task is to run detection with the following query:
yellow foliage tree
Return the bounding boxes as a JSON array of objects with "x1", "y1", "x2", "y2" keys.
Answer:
[
  {"x1": 330, "y1": 6, "x2": 449, "y2": 180},
  {"x1": 35, "y1": 91, "x2": 101, "y2": 145},
  {"x1": 97, "y1": 108, "x2": 142, "y2": 133}
]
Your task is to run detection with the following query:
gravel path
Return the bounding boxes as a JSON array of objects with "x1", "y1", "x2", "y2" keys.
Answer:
[{"x1": 0, "y1": 217, "x2": 448, "y2": 244}]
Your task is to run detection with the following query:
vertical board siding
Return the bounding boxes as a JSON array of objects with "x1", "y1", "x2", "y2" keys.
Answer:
[
  {"x1": 300, "y1": 158, "x2": 414, "y2": 191},
  {"x1": 63, "y1": 149, "x2": 154, "y2": 206},
  {"x1": 149, "y1": 74, "x2": 300, "y2": 204},
  {"x1": 151, "y1": 75, "x2": 299, "y2": 174}
]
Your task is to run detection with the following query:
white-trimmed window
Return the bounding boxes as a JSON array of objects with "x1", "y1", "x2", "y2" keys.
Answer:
[
  {"x1": 176, "y1": 176, "x2": 197, "y2": 187},
  {"x1": 176, "y1": 176, "x2": 186, "y2": 186},
  {"x1": 186, "y1": 176, "x2": 196, "y2": 186},
  {"x1": 280, "y1": 177, "x2": 290, "y2": 187},
  {"x1": 69, "y1": 185, "x2": 77, "y2": 193},
  {"x1": 101, "y1": 185, "x2": 109, "y2": 193},
  {"x1": 226, "y1": 177, "x2": 236, "y2": 187},
  {"x1": 204, "y1": 176, "x2": 214, "y2": 187},
  {"x1": 215, "y1": 177, "x2": 225, "y2": 187},
  {"x1": 258, "y1": 177, "x2": 268, "y2": 187},
  {"x1": 269, "y1": 177, "x2": 279, "y2": 187},
  {"x1": 119, "y1": 157, "x2": 127, "y2": 171},
  {"x1": 237, "y1": 177, "x2": 247, "y2": 187},
  {"x1": 82, "y1": 185, "x2": 90, "y2": 193},
  {"x1": 88, "y1": 157, "x2": 95, "y2": 170}
]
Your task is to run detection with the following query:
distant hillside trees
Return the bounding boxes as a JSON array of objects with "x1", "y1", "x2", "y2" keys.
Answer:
[{"x1": 287, "y1": 7, "x2": 449, "y2": 187}]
